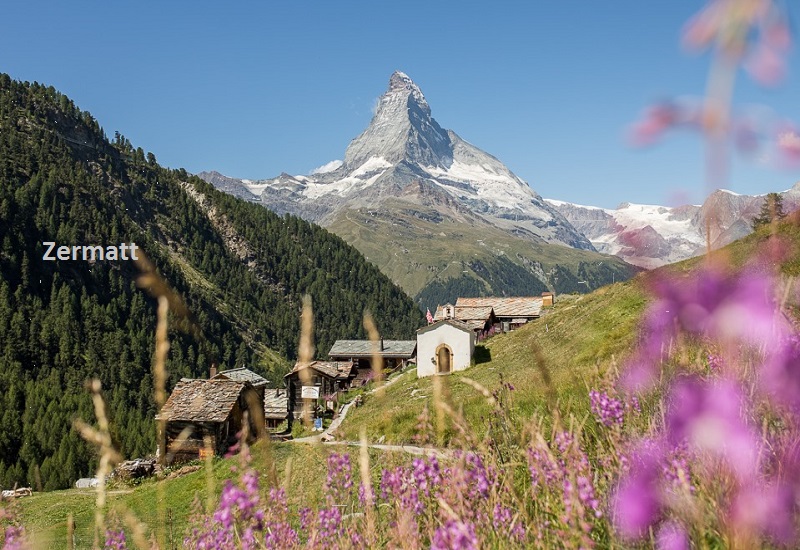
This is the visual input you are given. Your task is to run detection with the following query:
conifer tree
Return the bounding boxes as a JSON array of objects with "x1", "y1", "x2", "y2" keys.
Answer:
[{"x1": 752, "y1": 192, "x2": 786, "y2": 229}]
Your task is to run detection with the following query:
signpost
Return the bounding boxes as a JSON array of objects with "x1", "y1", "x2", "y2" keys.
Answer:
[{"x1": 301, "y1": 386, "x2": 320, "y2": 399}]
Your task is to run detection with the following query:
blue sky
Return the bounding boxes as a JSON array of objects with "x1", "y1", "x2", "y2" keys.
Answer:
[{"x1": 3, "y1": 1, "x2": 798, "y2": 208}]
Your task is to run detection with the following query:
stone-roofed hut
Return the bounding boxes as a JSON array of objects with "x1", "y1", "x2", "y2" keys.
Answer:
[
  {"x1": 455, "y1": 297, "x2": 542, "y2": 332},
  {"x1": 156, "y1": 379, "x2": 263, "y2": 465},
  {"x1": 452, "y1": 306, "x2": 496, "y2": 337},
  {"x1": 263, "y1": 388, "x2": 289, "y2": 430},
  {"x1": 213, "y1": 367, "x2": 269, "y2": 407},
  {"x1": 328, "y1": 339, "x2": 417, "y2": 382}
]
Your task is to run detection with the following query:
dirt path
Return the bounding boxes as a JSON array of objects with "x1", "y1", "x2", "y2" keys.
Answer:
[{"x1": 314, "y1": 440, "x2": 450, "y2": 458}]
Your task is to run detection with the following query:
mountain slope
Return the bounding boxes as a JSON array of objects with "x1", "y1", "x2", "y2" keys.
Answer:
[
  {"x1": 0, "y1": 75, "x2": 423, "y2": 490},
  {"x1": 547, "y1": 184, "x2": 800, "y2": 268},
  {"x1": 200, "y1": 72, "x2": 638, "y2": 305},
  {"x1": 337, "y1": 211, "x2": 800, "y2": 445}
]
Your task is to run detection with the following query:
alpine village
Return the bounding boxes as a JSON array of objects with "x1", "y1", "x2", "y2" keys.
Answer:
[{"x1": 3, "y1": 5, "x2": 800, "y2": 546}]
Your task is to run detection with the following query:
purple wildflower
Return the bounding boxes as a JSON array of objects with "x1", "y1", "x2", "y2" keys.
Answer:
[
  {"x1": 492, "y1": 504, "x2": 526, "y2": 542},
  {"x1": 214, "y1": 470, "x2": 262, "y2": 528},
  {"x1": 324, "y1": 453, "x2": 353, "y2": 504},
  {"x1": 317, "y1": 506, "x2": 344, "y2": 540},
  {"x1": 2, "y1": 524, "x2": 27, "y2": 550},
  {"x1": 590, "y1": 390, "x2": 625, "y2": 427},
  {"x1": 299, "y1": 507, "x2": 313, "y2": 530},
  {"x1": 381, "y1": 465, "x2": 423, "y2": 515},
  {"x1": 623, "y1": 267, "x2": 785, "y2": 391},
  {"x1": 611, "y1": 439, "x2": 664, "y2": 540},
  {"x1": 706, "y1": 353, "x2": 723, "y2": 371},
  {"x1": 263, "y1": 488, "x2": 298, "y2": 549},
  {"x1": 576, "y1": 475, "x2": 601, "y2": 518},
  {"x1": 431, "y1": 519, "x2": 479, "y2": 550},
  {"x1": 104, "y1": 529, "x2": 127, "y2": 550},
  {"x1": 464, "y1": 453, "x2": 493, "y2": 500},
  {"x1": 357, "y1": 482, "x2": 375, "y2": 507},
  {"x1": 411, "y1": 456, "x2": 441, "y2": 498},
  {"x1": 761, "y1": 333, "x2": 800, "y2": 412},
  {"x1": 527, "y1": 443, "x2": 560, "y2": 489},
  {"x1": 655, "y1": 520, "x2": 689, "y2": 550},
  {"x1": 662, "y1": 445, "x2": 693, "y2": 494},
  {"x1": 732, "y1": 483, "x2": 797, "y2": 545},
  {"x1": 665, "y1": 377, "x2": 759, "y2": 481}
]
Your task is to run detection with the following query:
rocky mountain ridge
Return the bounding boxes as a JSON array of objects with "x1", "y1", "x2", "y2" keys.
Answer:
[{"x1": 546, "y1": 184, "x2": 800, "y2": 268}]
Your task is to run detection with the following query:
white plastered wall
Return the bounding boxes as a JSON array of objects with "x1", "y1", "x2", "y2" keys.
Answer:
[{"x1": 416, "y1": 323, "x2": 475, "y2": 378}]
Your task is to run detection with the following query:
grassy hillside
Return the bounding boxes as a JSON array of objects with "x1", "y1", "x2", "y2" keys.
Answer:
[
  {"x1": 327, "y1": 201, "x2": 640, "y2": 310},
  {"x1": 16, "y1": 441, "x2": 413, "y2": 548},
  {"x1": 336, "y1": 282, "x2": 648, "y2": 444},
  {"x1": 12, "y1": 279, "x2": 650, "y2": 548},
  {"x1": 336, "y1": 213, "x2": 800, "y2": 445}
]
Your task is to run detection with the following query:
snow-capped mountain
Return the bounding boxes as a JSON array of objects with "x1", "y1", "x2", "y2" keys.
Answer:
[
  {"x1": 546, "y1": 184, "x2": 800, "y2": 268},
  {"x1": 199, "y1": 71, "x2": 592, "y2": 251}
]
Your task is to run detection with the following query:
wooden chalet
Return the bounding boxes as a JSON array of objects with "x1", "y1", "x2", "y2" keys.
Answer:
[
  {"x1": 263, "y1": 388, "x2": 289, "y2": 429},
  {"x1": 284, "y1": 361, "x2": 355, "y2": 420},
  {"x1": 328, "y1": 339, "x2": 417, "y2": 378},
  {"x1": 454, "y1": 297, "x2": 543, "y2": 332},
  {"x1": 155, "y1": 379, "x2": 263, "y2": 465}
]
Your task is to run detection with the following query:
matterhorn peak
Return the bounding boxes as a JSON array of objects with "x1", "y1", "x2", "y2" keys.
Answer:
[
  {"x1": 343, "y1": 71, "x2": 452, "y2": 170},
  {"x1": 387, "y1": 71, "x2": 427, "y2": 108},
  {"x1": 388, "y1": 70, "x2": 417, "y2": 90},
  {"x1": 202, "y1": 71, "x2": 596, "y2": 253}
]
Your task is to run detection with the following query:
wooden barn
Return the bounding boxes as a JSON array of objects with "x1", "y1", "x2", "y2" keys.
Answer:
[
  {"x1": 454, "y1": 297, "x2": 542, "y2": 332},
  {"x1": 328, "y1": 339, "x2": 417, "y2": 379},
  {"x1": 263, "y1": 388, "x2": 289, "y2": 430},
  {"x1": 155, "y1": 379, "x2": 264, "y2": 465}
]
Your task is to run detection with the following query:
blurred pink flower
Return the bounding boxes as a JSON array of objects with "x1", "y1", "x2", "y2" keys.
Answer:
[
  {"x1": 655, "y1": 520, "x2": 690, "y2": 550},
  {"x1": 628, "y1": 102, "x2": 681, "y2": 145},
  {"x1": 665, "y1": 377, "x2": 759, "y2": 480},
  {"x1": 777, "y1": 129, "x2": 800, "y2": 165},
  {"x1": 761, "y1": 335, "x2": 800, "y2": 411},
  {"x1": 611, "y1": 440, "x2": 664, "y2": 540},
  {"x1": 731, "y1": 484, "x2": 797, "y2": 544},
  {"x1": 682, "y1": 0, "x2": 789, "y2": 81},
  {"x1": 745, "y1": 42, "x2": 786, "y2": 85},
  {"x1": 623, "y1": 267, "x2": 785, "y2": 391}
]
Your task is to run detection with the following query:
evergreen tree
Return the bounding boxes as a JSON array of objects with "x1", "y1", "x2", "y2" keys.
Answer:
[{"x1": 752, "y1": 192, "x2": 786, "y2": 229}]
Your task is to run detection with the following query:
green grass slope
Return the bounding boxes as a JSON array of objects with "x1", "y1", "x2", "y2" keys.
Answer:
[
  {"x1": 17, "y1": 218, "x2": 800, "y2": 546},
  {"x1": 16, "y1": 441, "x2": 413, "y2": 548},
  {"x1": 335, "y1": 215, "x2": 800, "y2": 445},
  {"x1": 327, "y1": 201, "x2": 639, "y2": 310},
  {"x1": 14, "y1": 280, "x2": 648, "y2": 546},
  {"x1": 337, "y1": 282, "x2": 648, "y2": 444}
]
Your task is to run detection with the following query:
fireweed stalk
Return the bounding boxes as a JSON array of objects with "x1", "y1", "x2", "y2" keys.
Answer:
[{"x1": 611, "y1": 1, "x2": 798, "y2": 544}]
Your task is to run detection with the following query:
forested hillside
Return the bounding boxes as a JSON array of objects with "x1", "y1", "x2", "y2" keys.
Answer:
[{"x1": 0, "y1": 75, "x2": 423, "y2": 490}]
